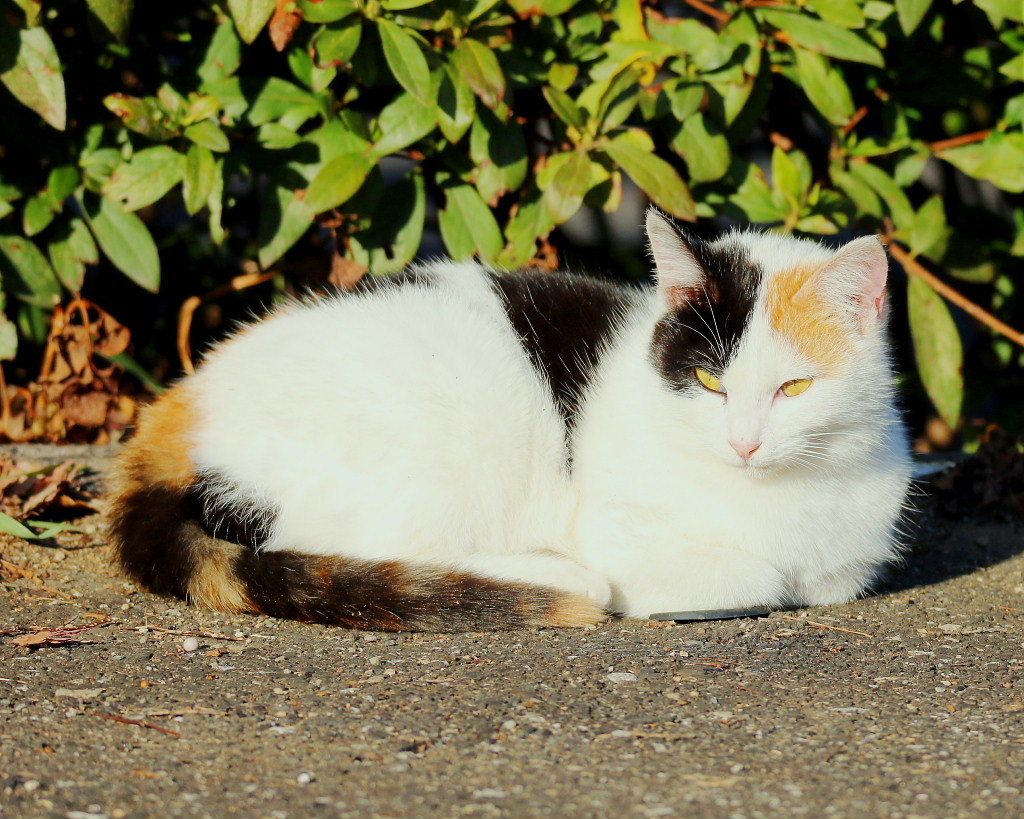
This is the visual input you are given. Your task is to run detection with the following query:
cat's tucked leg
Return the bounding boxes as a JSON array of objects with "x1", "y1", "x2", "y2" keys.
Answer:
[
  {"x1": 591, "y1": 545, "x2": 791, "y2": 618},
  {"x1": 793, "y1": 566, "x2": 877, "y2": 606},
  {"x1": 452, "y1": 552, "x2": 613, "y2": 609}
]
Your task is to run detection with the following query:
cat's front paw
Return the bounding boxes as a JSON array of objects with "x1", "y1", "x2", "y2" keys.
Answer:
[{"x1": 543, "y1": 562, "x2": 613, "y2": 609}]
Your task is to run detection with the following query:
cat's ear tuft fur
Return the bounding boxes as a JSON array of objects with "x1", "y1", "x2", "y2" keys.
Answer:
[
  {"x1": 802, "y1": 235, "x2": 889, "y2": 329},
  {"x1": 645, "y1": 208, "x2": 707, "y2": 310}
]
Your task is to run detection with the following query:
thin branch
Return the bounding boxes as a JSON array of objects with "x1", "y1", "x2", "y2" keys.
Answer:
[
  {"x1": 884, "y1": 232, "x2": 1024, "y2": 348},
  {"x1": 842, "y1": 105, "x2": 869, "y2": 137},
  {"x1": 930, "y1": 129, "x2": 991, "y2": 153},
  {"x1": 682, "y1": 0, "x2": 731, "y2": 23}
]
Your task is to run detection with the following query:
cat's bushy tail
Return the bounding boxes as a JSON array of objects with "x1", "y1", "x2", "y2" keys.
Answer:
[{"x1": 107, "y1": 388, "x2": 604, "y2": 633}]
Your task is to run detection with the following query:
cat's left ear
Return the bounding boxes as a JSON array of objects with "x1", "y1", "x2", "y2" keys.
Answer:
[
  {"x1": 816, "y1": 235, "x2": 889, "y2": 329},
  {"x1": 645, "y1": 208, "x2": 707, "y2": 310}
]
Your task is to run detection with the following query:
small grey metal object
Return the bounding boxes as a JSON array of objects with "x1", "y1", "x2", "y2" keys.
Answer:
[{"x1": 648, "y1": 606, "x2": 777, "y2": 622}]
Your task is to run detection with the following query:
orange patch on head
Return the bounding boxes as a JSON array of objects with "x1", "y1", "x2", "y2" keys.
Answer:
[{"x1": 767, "y1": 264, "x2": 852, "y2": 372}]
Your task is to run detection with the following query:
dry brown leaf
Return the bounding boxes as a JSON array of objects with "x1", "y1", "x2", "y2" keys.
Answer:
[
  {"x1": 269, "y1": 0, "x2": 301, "y2": 50},
  {"x1": 1, "y1": 299, "x2": 137, "y2": 443}
]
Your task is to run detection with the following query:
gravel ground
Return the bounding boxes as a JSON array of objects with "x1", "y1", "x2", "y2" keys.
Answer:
[{"x1": 1, "y1": 447, "x2": 1022, "y2": 819}]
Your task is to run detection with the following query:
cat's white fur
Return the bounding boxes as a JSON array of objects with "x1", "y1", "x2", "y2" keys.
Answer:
[{"x1": 187, "y1": 214, "x2": 911, "y2": 617}]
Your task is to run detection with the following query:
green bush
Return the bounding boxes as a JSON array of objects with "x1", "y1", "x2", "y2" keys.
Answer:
[{"x1": 0, "y1": 0, "x2": 1022, "y2": 440}]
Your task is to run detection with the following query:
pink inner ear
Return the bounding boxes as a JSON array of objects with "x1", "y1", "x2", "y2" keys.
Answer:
[{"x1": 826, "y1": 235, "x2": 889, "y2": 325}]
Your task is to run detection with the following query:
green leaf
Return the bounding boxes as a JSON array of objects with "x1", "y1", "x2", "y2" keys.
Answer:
[
  {"x1": 372, "y1": 92, "x2": 437, "y2": 156},
  {"x1": 848, "y1": 161, "x2": 915, "y2": 228},
  {"x1": 47, "y1": 217, "x2": 96, "y2": 291},
  {"x1": 973, "y1": 0, "x2": 1023, "y2": 26},
  {"x1": 103, "y1": 93, "x2": 177, "y2": 140},
  {"x1": 22, "y1": 194, "x2": 55, "y2": 236},
  {"x1": 470, "y1": 107, "x2": 528, "y2": 205},
  {"x1": 298, "y1": 0, "x2": 360, "y2": 23},
  {"x1": 729, "y1": 162, "x2": 787, "y2": 223},
  {"x1": 184, "y1": 120, "x2": 230, "y2": 152},
  {"x1": 437, "y1": 64, "x2": 475, "y2": 143},
  {"x1": 604, "y1": 137, "x2": 696, "y2": 220},
  {"x1": 907, "y1": 276, "x2": 963, "y2": 428},
  {"x1": 314, "y1": 20, "x2": 363, "y2": 67},
  {"x1": 0, "y1": 511, "x2": 41, "y2": 541},
  {"x1": 350, "y1": 172, "x2": 427, "y2": 273},
  {"x1": 438, "y1": 184, "x2": 503, "y2": 261},
  {"x1": 197, "y1": 19, "x2": 242, "y2": 84},
  {"x1": 452, "y1": 38, "x2": 506, "y2": 109},
  {"x1": 807, "y1": 0, "x2": 865, "y2": 28},
  {"x1": 759, "y1": 9, "x2": 884, "y2": 66},
  {"x1": 182, "y1": 143, "x2": 216, "y2": 215},
  {"x1": 305, "y1": 152, "x2": 375, "y2": 213},
  {"x1": 0, "y1": 22, "x2": 66, "y2": 130},
  {"x1": 0, "y1": 235, "x2": 61, "y2": 306},
  {"x1": 377, "y1": 19, "x2": 432, "y2": 103},
  {"x1": 543, "y1": 86, "x2": 585, "y2": 131},
  {"x1": 909, "y1": 195, "x2": 948, "y2": 259},
  {"x1": 0, "y1": 313, "x2": 17, "y2": 361},
  {"x1": 829, "y1": 164, "x2": 881, "y2": 216},
  {"x1": 79, "y1": 193, "x2": 160, "y2": 292},
  {"x1": 794, "y1": 48, "x2": 855, "y2": 126},
  {"x1": 208, "y1": 157, "x2": 226, "y2": 245},
  {"x1": 257, "y1": 121, "x2": 364, "y2": 266},
  {"x1": 86, "y1": 0, "x2": 133, "y2": 42},
  {"x1": 674, "y1": 114, "x2": 730, "y2": 184},
  {"x1": 204, "y1": 77, "x2": 320, "y2": 128},
  {"x1": 46, "y1": 165, "x2": 79, "y2": 205},
  {"x1": 545, "y1": 150, "x2": 591, "y2": 223},
  {"x1": 668, "y1": 82, "x2": 705, "y2": 122},
  {"x1": 497, "y1": 187, "x2": 556, "y2": 269},
  {"x1": 1000, "y1": 53, "x2": 1024, "y2": 82},
  {"x1": 771, "y1": 145, "x2": 804, "y2": 209},
  {"x1": 895, "y1": 0, "x2": 931, "y2": 34},
  {"x1": 102, "y1": 146, "x2": 185, "y2": 211},
  {"x1": 228, "y1": 0, "x2": 275, "y2": 43}
]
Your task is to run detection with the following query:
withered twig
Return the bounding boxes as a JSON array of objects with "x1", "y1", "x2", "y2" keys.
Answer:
[
  {"x1": 92, "y1": 711, "x2": 181, "y2": 737},
  {"x1": 177, "y1": 267, "x2": 279, "y2": 374},
  {"x1": 884, "y1": 232, "x2": 1024, "y2": 348},
  {"x1": 782, "y1": 615, "x2": 873, "y2": 637},
  {"x1": 123, "y1": 625, "x2": 244, "y2": 641}
]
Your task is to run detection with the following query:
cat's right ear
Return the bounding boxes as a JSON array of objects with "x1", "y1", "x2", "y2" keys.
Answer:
[{"x1": 645, "y1": 208, "x2": 707, "y2": 310}]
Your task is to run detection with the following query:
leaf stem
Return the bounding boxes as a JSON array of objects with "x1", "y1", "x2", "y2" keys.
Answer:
[
  {"x1": 682, "y1": 0, "x2": 731, "y2": 23},
  {"x1": 930, "y1": 129, "x2": 991, "y2": 153}
]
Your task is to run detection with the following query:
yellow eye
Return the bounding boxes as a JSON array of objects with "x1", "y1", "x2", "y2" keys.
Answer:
[
  {"x1": 694, "y1": 366, "x2": 724, "y2": 393},
  {"x1": 781, "y1": 378, "x2": 813, "y2": 397}
]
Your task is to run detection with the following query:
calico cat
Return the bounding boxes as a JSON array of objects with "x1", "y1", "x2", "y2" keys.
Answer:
[{"x1": 108, "y1": 210, "x2": 912, "y2": 631}]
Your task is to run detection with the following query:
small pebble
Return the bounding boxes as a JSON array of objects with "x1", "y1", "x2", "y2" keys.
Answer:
[
  {"x1": 606, "y1": 672, "x2": 638, "y2": 684},
  {"x1": 296, "y1": 773, "x2": 313, "y2": 784},
  {"x1": 182, "y1": 637, "x2": 200, "y2": 652}
]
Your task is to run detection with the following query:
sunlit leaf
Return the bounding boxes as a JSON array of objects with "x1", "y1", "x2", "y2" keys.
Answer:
[
  {"x1": 907, "y1": 276, "x2": 963, "y2": 428},
  {"x1": 79, "y1": 193, "x2": 160, "y2": 292},
  {"x1": 0, "y1": 21, "x2": 66, "y2": 130}
]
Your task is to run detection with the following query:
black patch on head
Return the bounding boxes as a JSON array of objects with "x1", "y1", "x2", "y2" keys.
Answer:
[
  {"x1": 489, "y1": 270, "x2": 635, "y2": 431},
  {"x1": 650, "y1": 234, "x2": 762, "y2": 392}
]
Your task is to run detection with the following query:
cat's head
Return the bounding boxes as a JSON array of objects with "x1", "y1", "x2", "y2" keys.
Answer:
[{"x1": 645, "y1": 209, "x2": 893, "y2": 474}]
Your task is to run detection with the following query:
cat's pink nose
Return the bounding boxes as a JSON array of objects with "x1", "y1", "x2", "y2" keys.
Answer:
[{"x1": 730, "y1": 439, "x2": 761, "y2": 462}]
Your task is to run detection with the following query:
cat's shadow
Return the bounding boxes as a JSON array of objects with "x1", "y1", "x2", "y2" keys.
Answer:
[{"x1": 872, "y1": 509, "x2": 1023, "y2": 597}]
